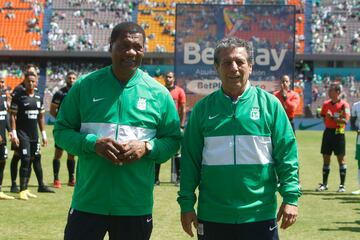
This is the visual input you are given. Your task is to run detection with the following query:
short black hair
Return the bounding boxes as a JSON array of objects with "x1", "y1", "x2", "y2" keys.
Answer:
[
  {"x1": 24, "y1": 71, "x2": 37, "y2": 79},
  {"x1": 66, "y1": 70, "x2": 77, "y2": 78},
  {"x1": 24, "y1": 63, "x2": 38, "y2": 73},
  {"x1": 109, "y1": 22, "x2": 146, "y2": 45},
  {"x1": 165, "y1": 71, "x2": 174, "y2": 76}
]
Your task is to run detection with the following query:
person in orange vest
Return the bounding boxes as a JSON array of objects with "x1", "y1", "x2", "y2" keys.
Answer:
[
  {"x1": 316, "y1": 83, "x2": 350, "y2": 193},
  {"x1": 274, "y1": 75, "x2": 300, "y2": 133},
  {"x1": 154, "y1": 71, "x2": 186, "y2": 186}
]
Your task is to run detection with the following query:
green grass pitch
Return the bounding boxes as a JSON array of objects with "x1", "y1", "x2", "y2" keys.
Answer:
[{"x1": 1, "y1": 127, "x2": 360, "y2": 239}]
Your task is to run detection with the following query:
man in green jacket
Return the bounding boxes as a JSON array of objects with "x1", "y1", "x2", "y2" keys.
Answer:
[
  {"x1": 54, "y1": 22, "x2": 181, "y2": 240},
  {"x1": 178, "y1": 37, "x2": 301, "y2": 239}
]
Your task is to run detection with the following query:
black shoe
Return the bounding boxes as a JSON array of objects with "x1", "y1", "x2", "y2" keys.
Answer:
[
  {"x1": 38, "y1": 185, "x2": 55, "y2": 193},
  {"x1": 10, "y1": 185, "x2": 20, "y2": 193},
  {"x1": 154, "y1": 180, "x2": 160, "y2": 186}
]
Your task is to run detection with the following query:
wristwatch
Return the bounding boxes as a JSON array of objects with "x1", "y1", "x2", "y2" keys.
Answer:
[{"x1": 144, "y1": 141, "x2": 153, "y2": 155}]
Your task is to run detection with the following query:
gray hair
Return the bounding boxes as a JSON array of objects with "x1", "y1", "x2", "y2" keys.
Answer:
[{"x1": 214, "y1": 37, "x2": 254, "y2": 65}]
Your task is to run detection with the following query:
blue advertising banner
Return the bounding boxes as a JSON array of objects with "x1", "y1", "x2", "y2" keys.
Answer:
[{"x1": 175, "y1": 4, "x2": 296, "y2": 107}]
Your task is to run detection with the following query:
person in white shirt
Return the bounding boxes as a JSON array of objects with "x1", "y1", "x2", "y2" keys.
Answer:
[{"x1": 350, "y1": 100, "x2": 360, "y2": 194}]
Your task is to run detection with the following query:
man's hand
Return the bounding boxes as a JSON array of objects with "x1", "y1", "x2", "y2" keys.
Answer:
[
  {"x1": 42, "y1": 137, "x2": 48, "y2": 147},
  {"x1": 326, "y1": 110, "x2": 333, "y2": 119},
  {"x1": 41, "y1": 130, "x2": 48, "y2": 147},
  {"x1": 11, "y1": 136, "x2": 19, "y2": 147},
  {"x1": 277, "y1": 203, "x2": 298, "y2": 230},
  {"x1": 0, "y1": 135, "x2": 3, "y2": 144},
  {"x1": 95, "y1": 137, "x2": 128, "y2": 165},
  {"x1": 181, "y1": 211, "x2": 198, "y2": 237},
  {"x1": 118, "y1": 140, "x2": 146, "y2": 164}
]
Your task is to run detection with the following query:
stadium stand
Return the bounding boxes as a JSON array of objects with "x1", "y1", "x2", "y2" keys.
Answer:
[
  {"x1": 2, "y1": 0, "x2": 45, "y2": 9},
  {"x1": 43, "y1": 61, "x2": 105, "y2": 111},
  {"x1": 137, "y1": 0, "x2": 304, "y2": 53},
  {"x1": 311, "y1": 0, "x2": 360, "y2": 54},
  {"x1": 0, "y1": 9, "x2": 43, "y2": 50},
  {"x1": 246, "y1": 0, "x2": 284, "y2": 4},
  {"x1": 0, "y1": 62, "x2": 27, "y2": 89},
  {"x1": 287, "y1": 0, "x2": 305, "y2": 53},
  {"x1": 138, "y1": 10, "x2": 175, "y2": 52},
  {"x1": 48, "y1": 0, "x2": 134, "y2": 51},
  {"x1": 204, "y1": 0, "x2": 244, "y2": 3},
  {"x1": 137, "y1": 0, "x2": 204, "y2": 53},
  {"x1": 0, "y1": 0, "x2": 359, "y2": 118},
  {"x1": 0, "y1": 0, "x2": 306, "y2": 53},
  {"x1": 222, "y1": 6, "x2": 295, "y2": 51},
  {"x1": 0, "y1": 0, "x2": 44, "y2": 50}
]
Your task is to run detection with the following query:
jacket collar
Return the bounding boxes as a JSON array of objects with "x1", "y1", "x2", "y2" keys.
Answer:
[
  {"x1": 220, "y1": 81, "x2": 252, "y2": 103},
  {"x1": 109, "y1": 66, "x2": 142, "y2": 88}
]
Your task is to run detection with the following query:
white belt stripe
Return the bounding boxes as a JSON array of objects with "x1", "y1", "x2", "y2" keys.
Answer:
[
  {"x1": 202, "y1": 135, "x2": 273, "y2": 166},
  {"x1": 80, "y1": 122, "x2": 156, "y2": 142}
]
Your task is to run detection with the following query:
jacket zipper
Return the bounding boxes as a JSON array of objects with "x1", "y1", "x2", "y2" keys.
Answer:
[
  {"x1": 115, "y1": 87, "x2": 124, "y2": 141},
  {"x1": 232, "y1": 101, "x2": 237, "y2": 165}
]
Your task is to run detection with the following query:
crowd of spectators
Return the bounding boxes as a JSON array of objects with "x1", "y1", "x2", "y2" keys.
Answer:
[
  {"x1": 0, "y1": 0, "x2": 44, "y2": 50},
  {"x1": 247, "y1": 0, "x2": 283, "y2": 3},
  {"x1": 45, "y1": 61, "x2": 104, "y2": 91},
  {"x1": 0, "y1": 62, "x2": 31, "y2": 80},
  {"x1": 309, "y1": 73, "x2": 360, "y2": 116},
  {"x1": 138, "y1": 0, "x2": 181, "y2": 53},
  {"x1": 203, "y1": 0, "x2": 244, "y2": 3},
  {"x1": 0, "y1": 35, "x2": 10, "y2": 50},
  {"x1": 48, "y1": 0, "x2": 134, "y2": 51},
  {"x1": 0, "y1": 0, "x2": 308, "y2": 52},
  {"x1": 0, "y1": 61, "x2": 107, "y2": 110},
  {"x1": 43, "y1": 61, "x2": 105, "y2": 110},
  {"x1": 175, "y1": 4, "x2": 217, "y2": 53},
  {"x1": 311, "y1": 0, "x2": 360, "y2": 54}
]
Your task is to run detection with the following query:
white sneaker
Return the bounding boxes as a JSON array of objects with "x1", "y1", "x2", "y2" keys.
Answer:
[
  {"x1": 316, "y1": 184, "x2": 328, "y2": 192},
  {"x1": 351, "y1": 189, "x2": 360, "y2": 195},
  {"x1": 337, "y1": 185, "x2": 346, "y2": 193}
]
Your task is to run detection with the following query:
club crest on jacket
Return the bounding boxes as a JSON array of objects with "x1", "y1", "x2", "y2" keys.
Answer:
[
  {"x1": 250, "y1": 107, "x2": 260, "y2": 120},
  {"x1": 137, "y1": 98, "x2": 147, "y2": 110}
]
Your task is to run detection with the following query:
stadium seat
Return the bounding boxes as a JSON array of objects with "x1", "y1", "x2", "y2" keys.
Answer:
[{"x1": 0, "y1": 9, "x2": 43, "y2": 50}]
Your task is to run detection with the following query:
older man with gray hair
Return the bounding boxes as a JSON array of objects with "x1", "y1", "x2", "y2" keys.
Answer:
[{"x1": 178, "y1": 37, "x2": 301, "y2": 240}]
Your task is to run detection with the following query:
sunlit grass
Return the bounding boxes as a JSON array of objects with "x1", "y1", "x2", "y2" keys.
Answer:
[{"x1": 1, "y1": 128, "x2": 360, "y2": 239}]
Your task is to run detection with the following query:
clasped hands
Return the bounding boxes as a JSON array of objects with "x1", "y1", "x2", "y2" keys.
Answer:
[{"x1": 95, "y1": 137, "x2": 146, "y2": 166}]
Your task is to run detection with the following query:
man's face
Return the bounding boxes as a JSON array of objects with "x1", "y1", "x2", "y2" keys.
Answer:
[
  {"x1": 24, "y1": 75, "x2": 37, "y2": 91},
  {"x1": 165, "y1": 72, "x2": 175, "y2": 88},
  {"x1": 280, "y1": 75, "x2": 290, "y2": 91},
  {"x1": 111, "y1": 32, "x2": 144, "y2": 73},
  {"x1": 215, "y1": 47, "x2": 252, "y2": 92},
  {"x1": 328, "y1": 86, "x2": 340, "y2": 100},
  {"x1": 66, "y1": 74, "x2": 77, "y2": 88},
  {"x1": 0, "y1": 77, "x2": 5, "y2": 90}
]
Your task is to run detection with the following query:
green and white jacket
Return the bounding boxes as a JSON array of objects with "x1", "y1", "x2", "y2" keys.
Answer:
[
  {"x1": 54, "y1": 66, "x2": 181, "y2": 216},
  {"x1": 178, "y1": 85, "x2": 301, "y2": 224}
]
